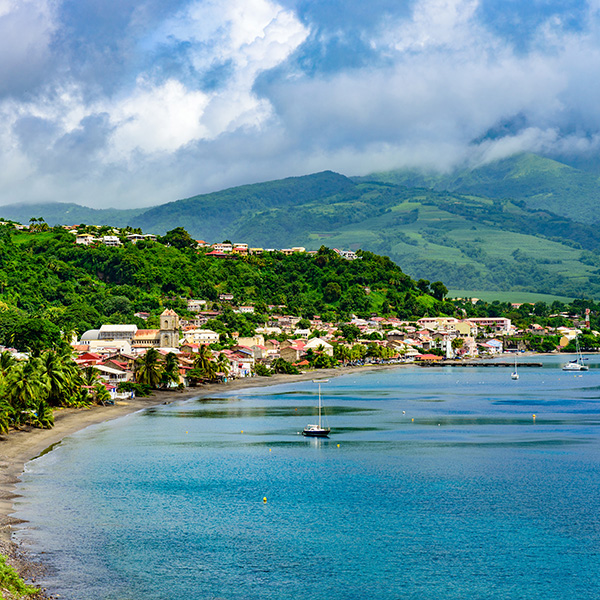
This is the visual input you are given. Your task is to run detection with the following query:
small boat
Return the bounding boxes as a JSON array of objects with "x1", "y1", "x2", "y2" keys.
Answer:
[
  {"x1": 511, "y1": 354, "x2": 519, "y2": 380},
  {"x1": 562, "y1": 337, "x2": 589, "y2": 371},
  {"x1": 303, "y1": 380, "x2": 331, "y2": 437}
]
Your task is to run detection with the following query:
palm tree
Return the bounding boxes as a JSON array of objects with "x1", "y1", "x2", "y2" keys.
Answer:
[
  {"x1": 0, "y1": 351, "x2": 15, "y2": 377},
  {"x1": 39, "y1": 351, "x2": 69, "y2": 406},
  {"x1": 215, "y1": 353, "x2": 230, "y2": 378},
  {"x1": 193, "y1": 344, "x2": 213, "y2": 375},
  {"x1": 5, "y1": 359, "x2": 50, "y2": 426},
  {"x1": 135, "y1": 347, "x2": 164, "y2": 388},
  {"x1": 82, "y1": 366, "x2": 100, "y2": 387},
  {"x1": 161, "y1": 352, "x2": 180, "y2": 388}
]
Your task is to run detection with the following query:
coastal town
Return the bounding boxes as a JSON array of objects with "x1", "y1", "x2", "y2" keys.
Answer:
[{"x1": 57, "y1": 302, "x2": 599, "y2": 400}]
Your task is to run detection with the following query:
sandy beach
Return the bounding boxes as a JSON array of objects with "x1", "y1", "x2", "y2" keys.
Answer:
[{"x1": 0, "y1": 365, "x2": 389, "y2": 594}]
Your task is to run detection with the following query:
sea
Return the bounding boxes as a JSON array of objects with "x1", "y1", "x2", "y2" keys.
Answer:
[{"x1": 12, "y1": 355, "x2": 600, "y2": 600}]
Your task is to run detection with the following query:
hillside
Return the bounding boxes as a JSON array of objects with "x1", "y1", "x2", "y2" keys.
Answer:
[
  {"x1": 2, "y1": 154, "x2": 600, "y2": 299},
  {"x1": 0, "y1": 227, "x2": 444, "y2": 346},
  {"x1": 360, "y1": 153, "x2": 600, "y2": 223},
  {"x1": 0, "y1": 202, "x2": 144, "y2": 228}
]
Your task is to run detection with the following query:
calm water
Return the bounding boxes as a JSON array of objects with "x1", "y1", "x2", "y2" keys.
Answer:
[{"x1": 13, "y1": 356, "x2": 600, "y2": 600}]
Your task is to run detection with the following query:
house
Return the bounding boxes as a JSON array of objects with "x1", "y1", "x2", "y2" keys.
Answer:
[
  {"x1": 182, "y1": 329, "x2": 220, "y2": 345},
  {"x1": 237, "y1": 335, "x2": 265, "y2": 347},
  {"x1": 303, "y1": 337, "x2": 334, "y2": 356},
  {"x1": 187, "y1": 299, "x2": 207, "y2": 312},
  {"x1": 212, "y1": 243, "x2": 233, "y2": 253},
  {"x1": 294, "y1": 328, "x2": 311, "y2": 339},
  {"x1": 102, "y1": 236, "x2": 121, "y2": 247},
  {"x1": 333, "y1": 248, "x2": 358, "y2": 260},
  {"x1": 126, "y1": 234, "x2": 145, "y2": 243},
  {"x1": 280, "y1": 340, "x2": 306, "y2": 363},
  {"x1": 238, "y1": 306, "x2": 255, "y2": 314},
  {"x1": 219, "y1": 293, "x2": 234, "y2": 302},
  {"x1": 76, "y1": 233, "x2": 96, "y2": 245},
  {"x1": 467, "y1": 318, "x2": 512, "y2": 334}
]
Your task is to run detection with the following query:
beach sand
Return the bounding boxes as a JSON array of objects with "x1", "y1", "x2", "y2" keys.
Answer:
[{"x1": 0, "y1": 365, "x2": 387, "y2": 595}]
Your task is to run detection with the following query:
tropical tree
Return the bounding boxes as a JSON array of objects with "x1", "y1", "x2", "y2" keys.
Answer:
[
  {"x1": 135, "y1": 347, "x2": 164, "y2": 388},
  {"x1": 215, "y1": 353, "x2": 230, "y2": 377},
  {"x1": 5, "y1": 359, "x2": 50, "y2": 427},
  {"x1": 161, "y1": 352, "x2": 180, "y2": 388},
  {"x1": 193, "y1": 345, "x2": 214, "y2": 376}
]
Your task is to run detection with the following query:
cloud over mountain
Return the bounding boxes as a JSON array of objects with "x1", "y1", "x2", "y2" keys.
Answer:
[{"x1": 1, "y1": 0, "x2": 600, "y2": 208}]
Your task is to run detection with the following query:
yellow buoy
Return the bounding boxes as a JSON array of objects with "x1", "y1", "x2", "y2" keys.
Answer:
[
  {"x1": 337, "y1": 444, "x2": 340, "y2": 448},
  {"x1": 411, "y1": 418, "x2": 414, "y2": 422},
  {"x1": 263, "y1": 497, "x2": 267, "y2": 503},
  {"x1": 241, "y1": 430, "x2": 244, "y2": 433},
  {"x1": 269, "y1": 448, "x2": 272, "y2": 452}
]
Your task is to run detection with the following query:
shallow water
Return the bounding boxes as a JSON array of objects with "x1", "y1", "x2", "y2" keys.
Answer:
[{"x1": 13, "y1": 356, "x2": 600, "y2": 599}]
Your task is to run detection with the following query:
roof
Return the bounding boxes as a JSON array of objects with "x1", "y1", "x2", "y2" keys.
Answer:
[
  {"x1": 99, "y1": 324, "x2": 138, "y2": 332},
  {"x1": 134, "y1": 329, "x2": 161, "y2": 339},
  {"x1": 161, "y1": 309, "x2": 178, "y2": 316}
]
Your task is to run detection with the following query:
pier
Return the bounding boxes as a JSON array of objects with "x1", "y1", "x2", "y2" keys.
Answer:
[{"x1": 418, "y1": 361, "x2": 543, "y2": 368}]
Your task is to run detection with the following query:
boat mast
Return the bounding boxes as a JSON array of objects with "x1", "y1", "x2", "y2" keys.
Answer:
[{"x1": 318, "y1": 381, "x2": 322, "y2": 429}]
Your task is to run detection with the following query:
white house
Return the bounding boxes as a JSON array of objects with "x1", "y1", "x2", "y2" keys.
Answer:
[{"x1": 183, "y1": 329, "x2": 220, "y2": 344}]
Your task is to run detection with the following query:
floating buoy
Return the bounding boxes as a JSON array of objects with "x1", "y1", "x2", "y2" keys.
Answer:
[
  {"x1": 241, "y1": 430, "x2": 244, "y2": 433},
  {"x1": 402, "y1": 411, "x2": 406, "y2": 414},
  {"x1": 269, "y1": 448, "x2": 272, "y2": 452},
  {"x1": 185, "y1": 431, "x2": 188, "y2": 434},
  {"x1": 337, "y1": 444, "x2": 340, "y2": 448},
  {"x1": 533, "y1": 414, "x2": 536, "y2": 420},
  {"x1": 411, "y1": 418, "x2": 414, "y2": 422},
  {"x1": 263, "y1": 497, "x2": 267, "y2": 503}
]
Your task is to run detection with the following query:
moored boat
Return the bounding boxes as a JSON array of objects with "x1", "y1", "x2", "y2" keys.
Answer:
[{"x1": 303, "y1": 379, "x2": 331, "y2": 437}]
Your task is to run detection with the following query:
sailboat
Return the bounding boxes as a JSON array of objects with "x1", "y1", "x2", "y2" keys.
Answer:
[
  {"x1": 303, "y1": 379, "x2": 331, "y2": 437},
  {"x1": 511, "y1": 354, "x2": 519, "y2": 380},
  {"x1": 562, "y1": 337, "x2": 589, "y2": 371}
]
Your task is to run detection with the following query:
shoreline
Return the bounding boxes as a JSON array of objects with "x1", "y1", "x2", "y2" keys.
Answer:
[
  {"x1": 0, "y1": 353, "x2": 573, "y2": 594},
  {"x1": 0, "y1": 364, "x2": 395, "y2": 594}
]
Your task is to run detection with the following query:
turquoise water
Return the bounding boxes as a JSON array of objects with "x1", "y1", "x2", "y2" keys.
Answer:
[{"x1": 13, "y1": 357, "x2": 600, "y2": 599}]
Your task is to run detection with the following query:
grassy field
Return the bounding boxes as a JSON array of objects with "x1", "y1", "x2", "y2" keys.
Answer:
[{"x1": 448, "y1": 290, "x2": 576, "y2": 303}]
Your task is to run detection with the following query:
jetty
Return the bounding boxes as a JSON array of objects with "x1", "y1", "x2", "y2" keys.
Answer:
[{"x1": 418, "y1": 361, "x2": 543, "y2": 368}]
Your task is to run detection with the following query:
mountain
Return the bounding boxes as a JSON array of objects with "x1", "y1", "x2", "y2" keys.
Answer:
[
  {"x1": 359, "y1": 153, "x2": 600, "y2": 223},
  {"x1": 3, "y1": 154, "x2": 600, "y2": 299},
  {"x1": 130, "y1": 170, "x2": 356, "y2": 240},
  {"x1": 0, "y1": 202, "x2": 145, "y2": 228}
]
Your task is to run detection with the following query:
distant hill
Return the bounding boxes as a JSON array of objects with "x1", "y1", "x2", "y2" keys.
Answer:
[
  {"x1": 0, "y1": 202, "x2": 144, "y2": 228},
  {"x1": 2, "y1": 154, "x2": 600, "y2": 298},
  {"x1": 130, "y1": 170, "x2": 356, "y2": 240},
  {"x1": 359, "y1": 153, "x2": 600, "y2": 223}
]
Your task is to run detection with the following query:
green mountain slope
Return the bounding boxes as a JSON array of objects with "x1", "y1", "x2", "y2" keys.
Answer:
[
  {"x1": 360, "y1": 153, "x2": 600, "y2": 223},
  {"x1": 3, "y1": 154, "x2": 600, "y2": 299},
  {"x1": 132, "y1": 170, "x2": 600, "y2": 298},
  {"x1": 0, "y1": 202, "x2": 144, "y2": 228},
  {"x1": 131, "y1": 171, "x2": 355, "y2": 239}
]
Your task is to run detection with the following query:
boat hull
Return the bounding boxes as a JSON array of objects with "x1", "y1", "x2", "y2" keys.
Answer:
[{"x1": 302, "y1": 427, "x2": 331, "y2": 437}]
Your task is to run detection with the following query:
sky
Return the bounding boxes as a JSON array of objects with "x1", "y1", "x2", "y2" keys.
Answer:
[{"x1": 1, "y1": 0, "x2": 600, "y2": 208}]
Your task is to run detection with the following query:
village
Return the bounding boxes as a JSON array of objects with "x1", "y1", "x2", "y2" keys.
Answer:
[{"x1": 60, "y1": 300, "x2": 594, "y2": 401}]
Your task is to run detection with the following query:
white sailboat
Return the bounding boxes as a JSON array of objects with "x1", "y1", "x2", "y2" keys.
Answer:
[
  {"x1": 303, "y1": 379, "x2": 331, "y2": 437},
  {"x1": 511, "y1": 354, "x2": 519, "y2": 380},
  {"x1": 562, "y1": 337, "x2": 589, "y2": 371}
]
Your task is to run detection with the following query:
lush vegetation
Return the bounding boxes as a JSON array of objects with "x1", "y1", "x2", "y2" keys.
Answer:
[
  {"x1": 0, "y1": 555, "x2": 39, "y2": 598},
  {"x1": 4, "y1": 153, "x2": 600, "y2": 299},
  {"x1": 0, "y1": 348, "x2": 92, "y2": 433},
  {"x1": 0, "y1": 226, "x2": 451, "y2": 344}
]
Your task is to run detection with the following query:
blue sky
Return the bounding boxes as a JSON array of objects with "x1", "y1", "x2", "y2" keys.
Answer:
[{"x1": 0, "y1": 0, "x2": 599, "y2": 208}]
